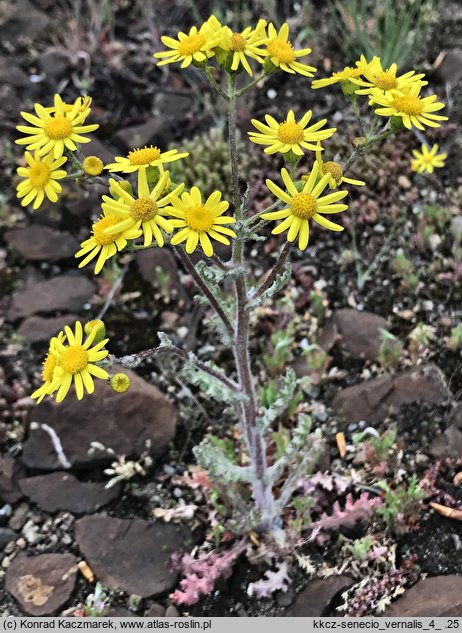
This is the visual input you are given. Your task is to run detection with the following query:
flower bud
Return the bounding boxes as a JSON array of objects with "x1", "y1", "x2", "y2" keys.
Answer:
[
  {"x1": 82, "y1": 156, "x2": 104, "y2": 176},
  {"x1": 110, "y1": 373, "x2": 131, "y2": 393},
  {"x1": 84, "y1": 319, "x2": 106, "y2": 343}
]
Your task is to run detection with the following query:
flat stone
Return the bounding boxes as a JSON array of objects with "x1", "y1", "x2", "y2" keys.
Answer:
[
  {"x1": 0, "y1": 56, "x2": 29, "y2": 88},
  {"x1": 6, "y1": 553, "x2": 78, "y2": 616},
  {"x1": 137, "y1": 249, "x2": 180, "y2": 290},
  {"x1": 82, "y1": 137, "x2": 117, "y2": 165},
  {"x1": 0, "y1": 456, "x2": 25, "y2": 504},
  {"x1": 5, "y1": 226, "x2": 79, "y2": 262},
  {"x1": 145, "y1": 603, "x2": 166, "y2": 617},
  {"x1": 285, "y1": 576, "x2": 354, "y2": 617},
  {"x1": 17, "y1": 314, "x2": 80, "y2": 344},
  {"x1": 333, "y1": 364, "x2": 449, "y2": 424},
  {"x1": 0, "y1": 0, "x2": 51, "y2": 43},
  {"x1": 0, "y1": 528, "x2": 17, "y2": 551},
  {"x1": 111, "y1": 118, "x2": 169, "y2": 153},
  {"x1": 7, "y1": 274, "x2": 95, "y2": 320},
  {"x1": 75, "y1": 515, "x2": 192, "y2": 598},
  {"x1": 384, "y1": 576, "x2": 462, "y2": 616},
  {"x1": 430, "y1": 402, "x2": 462, "y2": 458},
  {"x1": 19, "y1": 472, "x2": 120, "y2": 514},
  {"x1": 333, "y1": 309, "x2": 389, "y2": 361},
  {"x1": 22, "y1": 369, "x2": 177, "y2": 470}
]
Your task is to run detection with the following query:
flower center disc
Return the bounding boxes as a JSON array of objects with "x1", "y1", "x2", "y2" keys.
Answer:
[
  {"x1": 93, "y1": 215, "x2": 122, "y2": 245},
  {"x1": 43, "y1": 116, "x2": 73, "y2": 140},
  {"x1": 267, "y1": 38, "x2": 295, "y2": 64},
  {"x1": 393, "y1": 94, "x2": 423, "y2": 116},
  {"x1": 375, "y1": 70, "x2": 398, "y2": 91},
  {"x1": 186, "y1": 205, "x2": 214, "y2": 232},
  {"x1": 29, "y1": 163, "x2": 50, "y2": 187},
  {"x1": 291, "y1": 193, "x2": 317, "y2": 219},
  {"x1": 230, "y1": 33, "x2": 246, "y2": 51},
  {"x1": 322, "y1": 161, "x2": 343, "y2": 185},
  {"x1": 178, "y1": 33, "x2": 207, "y2": 56},
  {"x1": 131, "y1": 198, "x2": 157, "y2": 221},
  {"x1": 128, "y1": 146, "x2": 161, "y2": 166},
  {"x1": 42, "y1": 353, "x2": 56, "y2": 382},
  {"x1": 60, "y1": 345, "x2": 88, "y2": 374},
  {"x1": 278, "y1": 121, "x2": 304, "y2": 144}
]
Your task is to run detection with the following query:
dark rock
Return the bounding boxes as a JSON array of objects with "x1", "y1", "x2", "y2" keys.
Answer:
[
  {"x1": 0, "y1": 0, "x2": 52, "y2": 42},
  {"x1": 22, "y1": 369, "x2": 177, "y2": 470},
  {"x1": 285, "y1": 576, "x2": 354, "y2": 616},
  {"x1": 333, "y1": 364, "x2": 449, "y2": 425},
  {"x1": 111, "y1": 119, "x2": 168, "y2": 153},
  {"x1": 82, "y1": 137, "x2": 117, "y2": 165},
  {"x1": 333, "y1": 309, "x2": 389, "y2": 361},
  {"x1": 0, "y1": 456, "x2": 25, "y2": 504},
  {"x1": 19, "y1": 472, "x2": 120, "y2": 514},
  {"x1": 137, "y1": 249, "x2": 180, "y2": 290},
  {"x1": 0, "y1": 56, "x2": 30, "y2": 88},
  {"x1": 75, "y1": 515, "x2": 192, "y2": 598},
  {"x1": 384, "y1": 576, "x2": 462, "y2": 616},
  {"x1": 430, "y1": 402, "x2": 462, "y2": 458},
  {"x1": 153, "y1": 92, "x2": 195, "y2": 123},
  {"x1": 37, "y1": 51, "x2": 69, "y2": 81},
  {"x1": 5, "y1": 553, "x2": 78, "y2": 616},
  {"x1": 165, "y1": 605, "x2": 180, "y2": 617},
  {"x1": 8, "y1": 502, "x2": 29, "y2": 531},
  {"x1": 317, "y1": 320, "x2": 339, "y2": 352},
  {"x1": 0, "y1": 527, "x2": 17, "y2": 551},
  {"x1": 106, "y1": 607, "x2": 137, "y2": 617},
  {"x1": 431, "y1": 51, "x2": 462, "y2": 86},
  {"x1": 145, "y1": 603, "x2": 166, "y2": 617},
  {"x1": 5, "y1": 226, "x2": 79, "y2": 262},
  {"x1": 7, "y1": 274, "x2": 95, "y2": 320},
  {"x1": 17, "y1": 314, "x2": 80, "y2": 344}
]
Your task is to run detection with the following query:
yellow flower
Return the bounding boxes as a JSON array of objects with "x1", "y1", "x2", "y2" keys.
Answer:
[
  {"x1": 45, "y1": 95, "x2": 93, "y2": 115},
  {"x1": 313, "y1": 143, "x2": 365, "y2": 189},
  {"x1": 48, "y1": 321, "x2": 110, "y2": 402},
  {"x1": 369, "y1": 83, "x2": 448, "y2": 130},
  {"x1": 84, "y1": 319, "x2": 106, "y2": 341},
  {"x1": 110, "y1": 373, "x2": 131, "y2": 393},
  {"x1": 105, "y1": 146, "x2": 189, "y2": 174},
  {"x1": 16, "y1": 151, "x2": 67, "y2": 209},
  {"x1": 203, "y1": 15, "x2": 223, "y2": 34},
  {"x1": 83, "y1": 156, "x2": 104, "y2": 176},
  {"x1": 248, "y1": 109, "x2": 336, "y2": 156},
  {"x1": 101, "y1": 170, "x2": 183, "y2": 248},
  {"x1": 75, "y1": 212, "x2": 142, "y2": 274},
  {"x1": 154, "y1": 23, "x2": 223, "y2": 68},
  {"x1": 262, "y1": 164, "x2": 348, "y2": 250},
  {"x1": 216, "y1": 21, "x2": 267, "y2": 76},
  {"x1": 165, "y1": 186, "x2": 236, "y2": 256},
  {"x1": 411, "y1": 144, "x2": 447, "y2": 174},
  {"x1": 311, "y1": 58, "x2": 370, "y2": 92},
  {"x1": 16, "y1": 93, "x2": 99, "y2": 159},
  {"x1": 263, "y1": 23, "x2": 316, "y2": 77},
  {"x1": 31, "y1": 332, "x2": 66, "y2": 404},
  {"x1": 350, "y1": 55, "x2": 427, "y2": 96}
]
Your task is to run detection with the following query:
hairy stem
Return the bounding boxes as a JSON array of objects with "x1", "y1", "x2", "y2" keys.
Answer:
[
  {"x1": 174, "y1": 246, "x2": 234, "y2": 336},
  {"x1": 253, "y1": 240, "x2": 292, "y2": 301}
]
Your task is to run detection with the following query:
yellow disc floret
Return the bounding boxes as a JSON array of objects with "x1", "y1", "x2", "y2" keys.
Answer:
[
  {"x1": 110, "y1": 373, "x2": 131, "y2": 393},
  {"x1": 41, "y1": 353, "x2": 57, "y2": 383},
  {"x1": 128, "y1": 146, "x2": 162, "y2": 166},
  {"x1": 60, "y1": 345, "x2": 89, "y2": 375},
  {"x1": 178, "y1": 32, "x2": 207, "y2": 56},
  {"x1": 28, "y1": 163, "x2": 51, "y2": 187},
  {"x1": 186, "y1": 205, "x2": 215, "y2": 232},
  {"x1": 267, "y1": 39, "x2": 295, "y2": 64},
  {"x1": 290, "y1": 193, "x2": 317, "y2": 219},
  {"x1": 92, "y1": 215, "x2": 123, "y2": 245},
  {"x1": 131, "y1": 198, "x2": 157, "y2": 221},
  {"x1": 43, "y1": 116, "x2": 74, "y2": 140},
  {"x1": 83, "y1": 156, "x2": 104, "y2": 176},
  {"x1": 277, "y1": 121, "x2": 304, "y2": 144},
  {"x1": 375, "y1": 70, "x2": 398, "y2": 91},
  {"x1": 230, "y1": 33, "x2": 246, "y2": 51},
  {"x1": 322, "y1": 161, "x2": 343, "y2": 185},
  {"x1": 392, "y1": 94, "x2": 423, "y2": 116}
]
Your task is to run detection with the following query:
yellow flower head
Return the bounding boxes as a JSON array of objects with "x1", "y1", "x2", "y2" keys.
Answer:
[
  {"x1": 105, "y1": 145, "x2": 189, "y2": 174},
  {"x1": 263, "y1": 23, "x2": 316, "y2": 77},
  {"x1": 110, "y1": 373, "x2": 131, "y2": 393},
  {"x1": 216, "y1": 20, "x2": 267, "y2": 76},
  {"x1": 350, "y1": 55, "x2": 427, "y2": 96},
  {"x1": 31, "y1": 332, "x2": 66, "y2": 404},
  {"x1": 311, "y1": 58, "x2": 370, "y2": 92},
  {"x1": 75, "y1": 212, "x2": 142, "y2": 274},
  {"x1": 101, "y1": 170, "x2": 183, "y2": 249},
  {"x1": 46, "y1": 95, "x2": 93, "y2": 115},
  {"x1": 411, "y1": 144, "x2": 447, "y2": 174},
  {"x1": 248, "y1": 109, "x2": 336, "y2": 157},
  {"x1": 47, "y1": 321, "x2": 110, "y2": 402},
  {"x1": 16, "y1": 151, "x2": 67, "y2": 210},
  {"x1": 313, "y1": 143, "x2": 365, "y2": 189},
  {"x1": 16, "y1": 93, "x2": 99, "y2": 159},
  {"x1": 154, "y1": 22, "x2": 224, "y2": 68},
  {"x1": 83, "y1": 156, "x2": 104, "y2": 176},
  {"x1": 165, "y1": 186, "x2": 236, "y2": 257},
  {"x1": 262, "y1": 163, "x2": 349, "y2": 250},
  {"x1": 369, "y1": 82, "x2": 448, "y2": 130},
  {"x1": 84, "y1": 319, "x2": 106, "y2": 341}
]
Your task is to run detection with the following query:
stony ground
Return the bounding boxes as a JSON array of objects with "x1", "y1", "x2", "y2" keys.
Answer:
[{"x1": 1, "y1": 0, "x2": 462, "y2": 619}]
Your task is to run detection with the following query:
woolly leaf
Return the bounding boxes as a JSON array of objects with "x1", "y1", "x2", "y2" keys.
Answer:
[
  {"x1": 311, "y1": 492, "x2": 383, "y2": 532},
  {"x1": 247, "y1": 262, "x2": 292, "y2": 309},
  {"x1": 256, "y1": 368, "x2": 299, "y2": 431},
  {"x1": 247, "y1": 561, "x2": 291, "y2": 598},
  {"x1": 194, "y1": 440, "x2": 252, "y2": 483}
]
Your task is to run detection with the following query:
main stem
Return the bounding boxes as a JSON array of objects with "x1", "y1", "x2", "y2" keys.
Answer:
[{"x1": 227, "y1": 74, "x2": 277, "y2": 531}]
